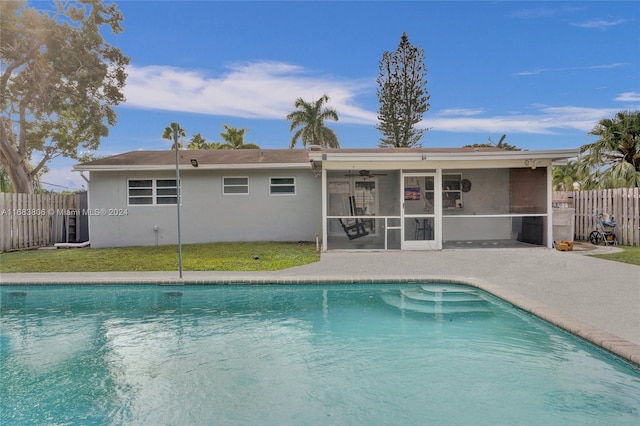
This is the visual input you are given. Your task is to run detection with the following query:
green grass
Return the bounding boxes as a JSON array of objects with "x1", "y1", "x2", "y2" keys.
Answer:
[
  {"x1": 591, "y1": 245, "x2": 640, "y2": 266},
  {"x1": 0, "y1": 242, "x2": 320, "y2": 273},
  {"x1": 3, "y1": 241, "x2": 638, "y2": 273}
]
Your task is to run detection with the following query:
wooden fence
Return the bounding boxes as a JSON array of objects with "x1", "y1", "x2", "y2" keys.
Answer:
[
  {"x1": 553, "y1": 188, "x2": 640, "y2": 246},
  {"x1": 0, "y1": 193, "x2": 80, "y2": 252}
]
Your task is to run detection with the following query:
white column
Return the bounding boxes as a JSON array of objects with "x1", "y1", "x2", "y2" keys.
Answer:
[
  {"x1": 546, "y1": 165, "x2": 554, "y2": 248},
  {"x1": 435, "y1": 168, "x2": 443, "y2": 249},
  {"x1": 321, "y1": 168, "x2": 327, "y2": 251}
]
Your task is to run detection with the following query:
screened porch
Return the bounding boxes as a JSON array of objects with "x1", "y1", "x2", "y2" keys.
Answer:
[{"x1": 323, "y1": 167, "x2": 550, "y2": 250}]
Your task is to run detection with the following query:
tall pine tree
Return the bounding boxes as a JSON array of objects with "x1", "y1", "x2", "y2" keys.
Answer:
[{"x1": 376, "y1": 33, "x2": 430, "y2": 148}]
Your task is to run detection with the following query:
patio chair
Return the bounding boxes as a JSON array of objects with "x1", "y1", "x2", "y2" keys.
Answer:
[
  {"x1": 338, "y1": 195, "x2": 369, "y2": 240},
  {"x1": 338, "y1": 218, "x2": 369, "y2": 240}
]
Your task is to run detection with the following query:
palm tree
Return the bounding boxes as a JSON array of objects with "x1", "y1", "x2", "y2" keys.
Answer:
[
  {"x1": 187, "y1": 133, "x2": 210, "y2": 150},
  {"x1": 219, "y1": 125, "x2": 259, "y2": 149},
  {"x1": 580, "y1": 110, "x2": 640, "y2": 188},
  {"x1": 464, "y1": 134, "x2": 521, "y2": 151},
  {"x1": 286, "y1": 94, "x2": 340, "y2": 148},
  {"x1": 162, "y1": 123, "x2": 186, "y2": 150},
  {"x1": 208, "y1": 142, "x2": 226, "y2": 150},
  {"x1": 552, "y1": 160, "x2": 581, "y2": 191}
]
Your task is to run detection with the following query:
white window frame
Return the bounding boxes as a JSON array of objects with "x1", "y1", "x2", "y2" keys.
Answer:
[
  {"x1": 155, "y1": 179, "x2": 180, "y2": 205},
  {"x1": 127, "y1": 179, "x2": 179, "y2": 206},
  {"x1": 269, "y1": 177, "x2": 296, "y2": 195},
  {"x1": 442, "y1": 173, "x2": 463, "y2": 209},
  {"x1": 223, "y1": 176, "x2": 249, "y2": 195}
]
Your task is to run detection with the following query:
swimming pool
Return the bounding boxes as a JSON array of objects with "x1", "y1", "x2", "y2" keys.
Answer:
[{"x1": 1, "y1": 283, "x2": 639, "y2": 425}]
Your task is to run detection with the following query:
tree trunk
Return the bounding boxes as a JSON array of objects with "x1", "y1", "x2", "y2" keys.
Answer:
[
  {"x1": 2, "y1": 159, "x2": 34, "y2": 194},
  {"x1": 0, "y1": 134, "x2": 35, "y2": 194}
]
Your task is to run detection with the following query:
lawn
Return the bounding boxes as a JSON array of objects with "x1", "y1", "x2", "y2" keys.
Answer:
[
  {"x1": 591, "y1": 245, "x2": 640, "y2": 266},
  {"x1": 2, "y1": 241, "x2": 638, "y2": 273},
  {"x1": 0, "y1": 242, "x2": 321, "y2": 273}
]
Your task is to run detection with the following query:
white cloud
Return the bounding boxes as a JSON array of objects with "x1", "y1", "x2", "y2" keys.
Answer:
[
  {"x1": 123, "y1": 62, "x2": 376, "y2": 125},
  {"x1": 571, "y1": 19, "x2": 627, "y2": 29},
  {"x1": 423, "y1": 105, "x2": 619, "y2": 134},
  {"x1": 513, "y1": 63, "x2": 628, "y2": 76},
  {"x1": 436, "y1": 108, "x2": 484, "y2": 117},
  {"x1": 41, "y1": 167, "x2": 86, "y2": 192},
  {"x1": 121, "y1": 61, "x2": 621, "y2": 140},
  {"x1": 510, "y1": 7, "x2": 557, "y2": 19},
  {"x1": 615, "y1": 91, "x2": 640, "y2": 102},
  {"x1": 510, "y1": 5, "x2": 584, "y2": 19}
]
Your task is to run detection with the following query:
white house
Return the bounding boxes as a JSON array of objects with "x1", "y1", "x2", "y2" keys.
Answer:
[{"x1": 73, "y1": 146, "x2": 578, "y2": 251}]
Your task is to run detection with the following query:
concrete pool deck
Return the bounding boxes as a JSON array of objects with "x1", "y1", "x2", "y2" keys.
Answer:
[{"x1": 1, "y1": 246, "x2": 639, "y2": 366}]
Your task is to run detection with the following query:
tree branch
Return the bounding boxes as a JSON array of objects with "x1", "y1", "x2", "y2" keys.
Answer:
[
  {"x1": 17, "y1": 100, "x2": 28, "y2": 157},
  {"x1": 0, "y1": 40, "x2": 46, "y2": 106},
  {"x1": 31, "y1": 150, "x2": 53, "y2": 176}
]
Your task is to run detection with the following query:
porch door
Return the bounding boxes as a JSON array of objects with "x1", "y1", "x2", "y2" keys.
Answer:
[{"x1": 402, "y1": 174, "x2": 438, "y2": 250}]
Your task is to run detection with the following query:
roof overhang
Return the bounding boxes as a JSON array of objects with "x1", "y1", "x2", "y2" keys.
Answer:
[
  {"x1": 73, "y1": 162, "x2": 313, "y2": 172},
  {"x1": 307, "y1": 149, "x2": 580, "y2": 172},
  {"x1": 308, "y1": 149, "x2": 579, "y2": 164}
]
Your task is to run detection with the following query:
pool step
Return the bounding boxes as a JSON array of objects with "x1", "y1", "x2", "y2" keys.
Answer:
[
  {"x1": 401, "y1": 288, "x2": 482, "y2": 302},
  {"x1": 381, "y1": 286, "x2": 493, "y2": 316}
]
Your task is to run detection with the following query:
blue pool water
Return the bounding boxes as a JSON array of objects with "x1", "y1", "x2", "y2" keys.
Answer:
[{"x1": 1, "y1": 284, "x2": 639, "y2": 425}]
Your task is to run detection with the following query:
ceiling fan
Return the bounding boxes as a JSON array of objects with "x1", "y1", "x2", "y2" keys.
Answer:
[{"x1": 344, "y1": 170, "x2": 388, "y2": 178}]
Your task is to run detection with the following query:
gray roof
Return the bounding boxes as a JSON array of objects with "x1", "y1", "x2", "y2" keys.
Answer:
[
  {"x1": 74, "y1": 146, "x2": 578, "y2": 171},
  {"x1": 76, "y1": 149, "x2": 311, "y2": 168}
]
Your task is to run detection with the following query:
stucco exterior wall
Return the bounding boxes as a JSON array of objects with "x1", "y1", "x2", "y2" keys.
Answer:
[
  {"x1": 87, "y1": 168, "x2": 322, "y2": 248},
  {"x1": 442, "y1": 168, "x2": 512, "y2": 241},
  {"x1": 442, "y1": 216, "x2": 513, "y2": 241}
]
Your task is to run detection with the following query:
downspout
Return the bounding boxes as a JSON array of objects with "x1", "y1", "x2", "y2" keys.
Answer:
[{"x1": 79, "y1": 171, "x2": 89, "y2": 184}]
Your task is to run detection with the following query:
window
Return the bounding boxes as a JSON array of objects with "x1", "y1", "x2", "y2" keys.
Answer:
[
  {"x1": 442, "y1": 174, "x2": 462, "y2": 209},
  {"x1": 128, "y1": 179, "x2": 178, "y2": 205},
  {"x1": 223, "y1": 177, "x2": 249, "y2": 194},
  {"x1": 156, "y1": 179, "x2": 178, "y2": 204},
  {"x1": 128, "y1": 179, "x2": 153, "y2": 205},
  {"x1": 270, "y1": 177, "x2": 295, "y2": 195}
]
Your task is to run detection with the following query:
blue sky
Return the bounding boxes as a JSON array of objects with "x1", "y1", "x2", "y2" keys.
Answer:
[{"x1": 40, "y1": 0, "x2": 640, "y2": 191}]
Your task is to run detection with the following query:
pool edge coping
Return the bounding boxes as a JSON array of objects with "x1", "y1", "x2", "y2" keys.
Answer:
[{"x1": 2, "y1": 275, "x2": 639, "y2": 369}]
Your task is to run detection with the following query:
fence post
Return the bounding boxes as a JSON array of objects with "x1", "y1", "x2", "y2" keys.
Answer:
[
  {"x1": 635, "y1": 187, "x2": 640, "y2": 246},
  {"x1": 0, "y1": 193, "x2": 9, "y2": 252},
  {"x1": 615, "y1": 188, "x2": 631, "y2": 245}
]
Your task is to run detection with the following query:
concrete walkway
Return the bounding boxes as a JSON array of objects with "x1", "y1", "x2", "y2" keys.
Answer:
[{"x1": 2, "y1": 246, "x2": 639, "y2": 366}]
